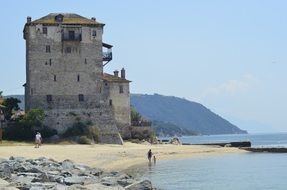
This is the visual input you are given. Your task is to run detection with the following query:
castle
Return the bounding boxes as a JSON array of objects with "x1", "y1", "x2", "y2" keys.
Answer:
[{"x1": 23, "y1": 13, "x2": 131, "y2": 144}]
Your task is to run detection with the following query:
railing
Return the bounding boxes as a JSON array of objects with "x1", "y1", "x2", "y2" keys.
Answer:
[
  {"x1": 103, "y1": 52, "x2": 112, "y2": 61},
  {"x1": 62, "y1": 33, "x2": 82, "y2": 41}
]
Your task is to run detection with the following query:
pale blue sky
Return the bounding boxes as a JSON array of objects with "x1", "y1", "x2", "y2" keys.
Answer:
[{"x1": 1, "y1": 0, "x2": 287, "y2": 133}]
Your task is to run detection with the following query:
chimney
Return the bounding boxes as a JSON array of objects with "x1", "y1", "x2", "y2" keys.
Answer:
[
  {"x1": 121, "y1": 68, "x2": 125, "y2": 79},
  {"x1": 114, "y1": 70, "x2": 119, "y2": 77},
  {"x1": 27, "y1": 16, "x2": 32, "y2": 23},
  {"x1": 91, "y1": 17, "x2": 96, "y2": 21}
]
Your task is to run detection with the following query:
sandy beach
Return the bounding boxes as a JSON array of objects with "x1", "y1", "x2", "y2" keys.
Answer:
[{"x1": 0, "y1": 142, "x2": 246, "y2": 172}]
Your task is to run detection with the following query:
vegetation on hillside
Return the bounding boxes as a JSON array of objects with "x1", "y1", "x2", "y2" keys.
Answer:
[
  {"x1": 131, "y1": 94, "x2": 247, "y2": 135},
  {"x1": 152, "y1": 120, "x2": 197, "y2": 137}
]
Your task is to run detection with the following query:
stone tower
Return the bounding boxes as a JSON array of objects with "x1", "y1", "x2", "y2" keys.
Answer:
[{"x1": 23, "y1": 13, "x2": 123, "y2": 144}]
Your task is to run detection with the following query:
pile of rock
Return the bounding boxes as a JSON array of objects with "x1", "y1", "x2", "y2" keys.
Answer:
[
  {"x1": 170, "y1": 137, "x2": 181, "y2": 145},
  {"x1": 0, "y1": 157, "x2": 155, "y2": 190}
]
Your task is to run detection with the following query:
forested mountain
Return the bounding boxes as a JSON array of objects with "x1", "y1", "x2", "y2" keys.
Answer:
[{"x1": 131, "y1": 94, "x2": 247, "y2": 135}]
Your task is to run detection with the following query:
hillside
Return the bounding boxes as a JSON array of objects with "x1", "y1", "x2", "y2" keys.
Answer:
[
  {"x1": 131, "y1": 94, "x2": 247, "y2": 135},
  {"x1": 152, "y1": 120, "x2": 198, "y2": 137}
]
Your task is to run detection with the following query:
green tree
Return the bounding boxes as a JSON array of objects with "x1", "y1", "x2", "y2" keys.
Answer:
[
  {"x1": 3, "y1": 108, "x2": 56, "y2": 140},
  {"x1": 2, "y1": 97, "x2": 21, "y2": 120},
  {"x1": 131, "y1": 107, "x2": 142, "y2": 123},
  {"x1": 21, "y1": 109, "x2": 45, "y2": 128}
]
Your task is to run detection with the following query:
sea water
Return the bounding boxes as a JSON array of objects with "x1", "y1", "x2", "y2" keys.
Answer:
[{"x1": 142, "y1": 133, "x2": 287, "y2": 190}]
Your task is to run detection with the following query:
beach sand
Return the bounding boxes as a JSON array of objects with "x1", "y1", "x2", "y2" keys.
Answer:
[{"x1": 0, "y1": 142, "x2": 246, "y2": 171}]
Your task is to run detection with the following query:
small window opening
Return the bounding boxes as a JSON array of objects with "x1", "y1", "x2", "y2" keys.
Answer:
[
  {"x1": 92, "y1": 30, "x2": 97, "y2": 37},
  {"x1": 54, "y1": 75, "x2": 56, "y2": 81},
  {"x1": 47, "y1": 95, "x2": 52, "y2": 102},
  {"x1": 45, "y1": 62, "x2": 48, "y2": 65},
  {"x1": 43, "y1": 27, "x2": 47, "y2": 34},
  {"x1": 109, "y1": 99, "x2": 113, "y2": 106},
  {"x1": 66, "y1": 47, "x2": 71, "y2": 53},
  {"x1": 49, "y1": 59, "x2": 52, "y2": 66},
  {"x1": 77, "y1": 75, "x2": 80, "y2": 82},
  {"x1": 69, "y1": 31, "x2": 75, "y2": 40},
  {"x1": 46, "y1": 45, "x2": 50, "y2": 53},
  {"x1": 119, "y1": 85, "x2": 124, "y2": 93},
  {"x1": 85, "y1": 58, "x2": 87, "y2": 64},
  {"x1": 79, "y1": 94, "x2": 84, "y2": 102}
]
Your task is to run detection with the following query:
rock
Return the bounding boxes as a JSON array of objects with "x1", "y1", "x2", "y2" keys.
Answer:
[
  {"x1": 0, "y1": 163, "x2": 11, "y2": 179},
  {"x1": 89, "y1": 168, "x2": 103, "y2": 176},
  {"x1": 64, "y1": 176, "x2": 86, "y2": 185},
  {"x1": 0, "y1": 157, "x2": 156, "y2": 190},
  {"x1": 0, "y1": 158, "x2": 8, "y2": 163},
  {"x1": 0, "y1": 178, "x2": 18, "y2": 190},
  {"x1": 61, "y1": 160, "x2": 75, "y2": 170},
  {"x1": 28, "y1": 167, "x2": 43, "y2": 173},
  {"x1": 31, "y1": 172, "x2": 52, "y2": 183},
  {"x1": 101, "y1": 176, "x2": 118, "y2": 186},
  {"x1": 60, "y1": 171, "x2": 73, "y2": 177},
  {"x1": 115, "y1": 173, "x2": 135, "y2": 187},
  {"x1": 125, "y1": 180, "x2": 153, "y2": 190},
  {"x1": 84, "y1": 183, "x2": 125, "y2": 190},
  {"x1": 170, "y1": 137, "x2": 181, "y2": 145}
]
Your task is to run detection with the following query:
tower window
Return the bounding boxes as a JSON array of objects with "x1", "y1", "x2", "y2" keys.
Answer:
[
  {"x1": 77, "y1": 75, "x2": 80, "y2": 82},
  {"x1": 92, "y1": 30, "x2": 97, "y2": 37},
  {"x1": 119, "y1": 85, "x2": 124, "y2": 93},
  {"x1": 109, "y1": 99, "x2": 112, "y2": 106},
  {"x1": 54, "y1": 75, "x2": 56, "y2": 81},
  {"x1": 79, "y1": 94, "x2": 84, "y2": 102},
  {"x1": 49, "y1": 59, "x2": 52, "y2": 66},
  {"x1": 46, "y1": 45, "x2": 50, "y2": 53},
  {"x1": 47, "y1": 95, "x2": 52, "y2": 102},
  {"x1": 43, "y1": 27, "x2": 47, "y2": 34},
  {"x1": 68, "y1": 31, "x2": 75, "y2": 40},
  {"x1": 85, "y1": 58, "x2": 87, "y2": 64},
  {"x1": 66, "y1": 47, "x2": 71, "y2": 53}
]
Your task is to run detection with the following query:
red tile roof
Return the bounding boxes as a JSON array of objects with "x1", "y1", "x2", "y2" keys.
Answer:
[{"x1": 103, "y1": 73, "x2": 131, "y2": 83}]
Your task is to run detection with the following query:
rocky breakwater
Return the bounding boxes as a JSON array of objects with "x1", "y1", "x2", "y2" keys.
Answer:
[{"x1": 0, "y1": 157, "x2": 155, "y2": 190}]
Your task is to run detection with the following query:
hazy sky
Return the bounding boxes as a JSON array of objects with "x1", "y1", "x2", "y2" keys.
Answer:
[{"x1": 1, "y1": 0, "x2": 286, "y2": 133}]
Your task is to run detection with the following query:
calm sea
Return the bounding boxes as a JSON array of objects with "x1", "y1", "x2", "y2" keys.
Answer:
[{"x1": 142, "y1": 133, "x2": 287, "y2": 190}]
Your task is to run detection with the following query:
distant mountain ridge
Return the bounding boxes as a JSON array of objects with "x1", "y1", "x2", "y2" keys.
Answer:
[{"x1": 131, "y1": 94, "x2": 247, "y2": 135}]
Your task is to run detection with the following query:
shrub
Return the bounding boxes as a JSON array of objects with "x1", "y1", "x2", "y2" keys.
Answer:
[
  {"x1": 130, "y1": 139, "x2": 141, "y2": 144},
  {"x1": 78, "y1": 136, "x2": 92, "y2": 144},
  {"x1": 62, "y1": 121, "x2": 100, "y2": 143},
  {"x1": 2, "y1": 108, "x2": 57, "y2": 141},
  {"x1": 62, "y1": 121, "x2": 87, "y2": 137}
]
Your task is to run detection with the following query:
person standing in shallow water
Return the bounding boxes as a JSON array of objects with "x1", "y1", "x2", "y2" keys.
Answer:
[
  {"x1": 147, "y1": 149, "x2": 152, "y2": 162},
  {"x1": 153, "y1": 155, "x2": 156, "y2": 164}
]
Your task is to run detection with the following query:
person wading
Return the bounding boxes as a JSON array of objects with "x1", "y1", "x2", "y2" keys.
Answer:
[{"x1": 147, "y1": 149, "x2": 153, "y2": 163}]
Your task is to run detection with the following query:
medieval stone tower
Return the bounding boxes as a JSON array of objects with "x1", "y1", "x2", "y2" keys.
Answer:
[{"x1": 23, "y1": 13, "x2": 130, "y2": 144}]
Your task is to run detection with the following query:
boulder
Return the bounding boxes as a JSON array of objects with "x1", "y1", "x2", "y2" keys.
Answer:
[
  {"x1": 125, "y1": 180, "x2": 153, "y2": 190},
  {"x1": 0, "y1": 163, "x2": 11, "y2": 179}
]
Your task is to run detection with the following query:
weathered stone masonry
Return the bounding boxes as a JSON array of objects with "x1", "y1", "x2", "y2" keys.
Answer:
[{"x1": 23, "y1": 13, "x2": 131, "y2": 144}]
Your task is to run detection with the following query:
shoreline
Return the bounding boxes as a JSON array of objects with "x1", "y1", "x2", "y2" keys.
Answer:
[{"x1": 0, "y1": 142, "x2": 247, "y2": 172}]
